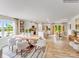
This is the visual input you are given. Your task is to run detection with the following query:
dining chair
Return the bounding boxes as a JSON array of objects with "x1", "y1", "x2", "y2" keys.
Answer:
[
  {"x1": 35, "y1": 37, "x2": 46, "y2": 50},
  {"x1": 38, "y1": 31, "x2": 44, "y2": 38},
  {"x1": 8, "y1": 37, "x2": 16, "y2": 51},
  {"x1": 16, "y1": 40, "x2": 29, "y2": 56}
]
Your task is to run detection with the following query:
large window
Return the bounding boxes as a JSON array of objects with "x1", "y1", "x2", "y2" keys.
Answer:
[
  {"x1": 54, "y1": 24, "x2": 63, "y2": 33},
  {"x1": 0, "y1": 19, "x2": 16, "y2": 38},
  {"x1": 0, "y1": 20, "x2": 2, "y2": 38}
]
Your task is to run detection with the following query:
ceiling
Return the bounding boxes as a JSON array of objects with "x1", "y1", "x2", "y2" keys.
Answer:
[{"x1": 0, "y1": 0, "x2": 79, "y2": 23}]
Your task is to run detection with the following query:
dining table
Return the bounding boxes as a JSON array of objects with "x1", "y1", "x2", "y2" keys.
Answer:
[
  {"x1": 14, "y1": 34, "x2": 40, "y2": 46},
  {"x1": 15, "y1": 35, "x2": 39, "y2": 40},
  {"x1": 14, "y1": 35, "x2": 40, "y2": 53}
]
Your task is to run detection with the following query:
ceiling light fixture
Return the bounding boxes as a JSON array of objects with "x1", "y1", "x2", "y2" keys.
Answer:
[{"x1": 63, "y1": 0, "x2": 79, "y2": 3}]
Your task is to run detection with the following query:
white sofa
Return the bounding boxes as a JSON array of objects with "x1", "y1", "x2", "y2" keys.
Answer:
[{"x1": 69, "y1": 41, "x2": 79, "y2": 52}]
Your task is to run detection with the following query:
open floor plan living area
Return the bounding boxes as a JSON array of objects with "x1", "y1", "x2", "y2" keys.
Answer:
[{"x1": 0, "y1": 0, "x2": 79, "y2": 58}]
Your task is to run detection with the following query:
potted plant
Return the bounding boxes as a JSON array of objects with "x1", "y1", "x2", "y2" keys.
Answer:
[
  {"x1": 29, "y1": 28, "x2": 32, "y2": 33},
  {"x1": 25, "y1": 29, "x2": 28, "y2": 35},
  {"x1": 0, "y1": 28, "x2": 2, "y2": 38},
  {"x1": 0, "y1": 28, "x2": 1, "y2": 32},
  {"x1": 25, "y1": 29, "x2": 28, "y2": 33}
]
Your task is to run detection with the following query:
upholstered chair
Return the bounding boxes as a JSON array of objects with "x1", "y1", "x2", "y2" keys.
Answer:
[
  {"x1": 35, "y1": 37, "x2": 46, "y2": 50},
  {"x1": 16, "y1": 40, "x2": 29, "y2": 56},
  {"x1": 8, "y1": 37, "x2": 16, "y2": 51}
]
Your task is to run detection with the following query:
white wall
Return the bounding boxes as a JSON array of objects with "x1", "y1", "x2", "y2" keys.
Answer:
[
  {"x1": 24, "y1": 21, "x2": 38, "y2": 34},
  {"x1": 67, "y1": 15, "x2": 79, "y2": 35},
  {"x1": 24, "y1": 21, "x2": 37, "y2": 29},
  {"x1": 38, "y1": 23, "x2": 43, "y2": 31},
  {"x1": 67, "y1": 16, "x2": 77, "y2": 32}
]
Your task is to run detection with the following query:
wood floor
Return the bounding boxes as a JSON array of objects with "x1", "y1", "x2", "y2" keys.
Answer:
[
  {"x1": 2, "y1": 36, "x2": 79, "y2": 58},
  {"x1": 44, "y1": 37, "x2": 79, "y2": 58}
]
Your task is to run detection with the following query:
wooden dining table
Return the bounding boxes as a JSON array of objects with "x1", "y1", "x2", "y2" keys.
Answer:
[
  {"x1": 15, "y1": 35, "x2": 40, "y2": 45},
  {"x1": 15, "y1": 35, "x2": 39, "y2": 40}
]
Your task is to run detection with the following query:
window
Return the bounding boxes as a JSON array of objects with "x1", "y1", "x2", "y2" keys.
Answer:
[
  {"x1": 54, "y1": 25, "x2": 62, "y2": 33},
  {"x1": 0, "y1": 19, "x2": 16, "y2": 38},
  {"x1": 0, "y1": 20, "x2": 2, "y2": 38}
]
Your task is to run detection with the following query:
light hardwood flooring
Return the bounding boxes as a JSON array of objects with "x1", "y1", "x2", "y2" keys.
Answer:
[{"x1": 44, "y1": 37, "x2": 79, "y2": 58}]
